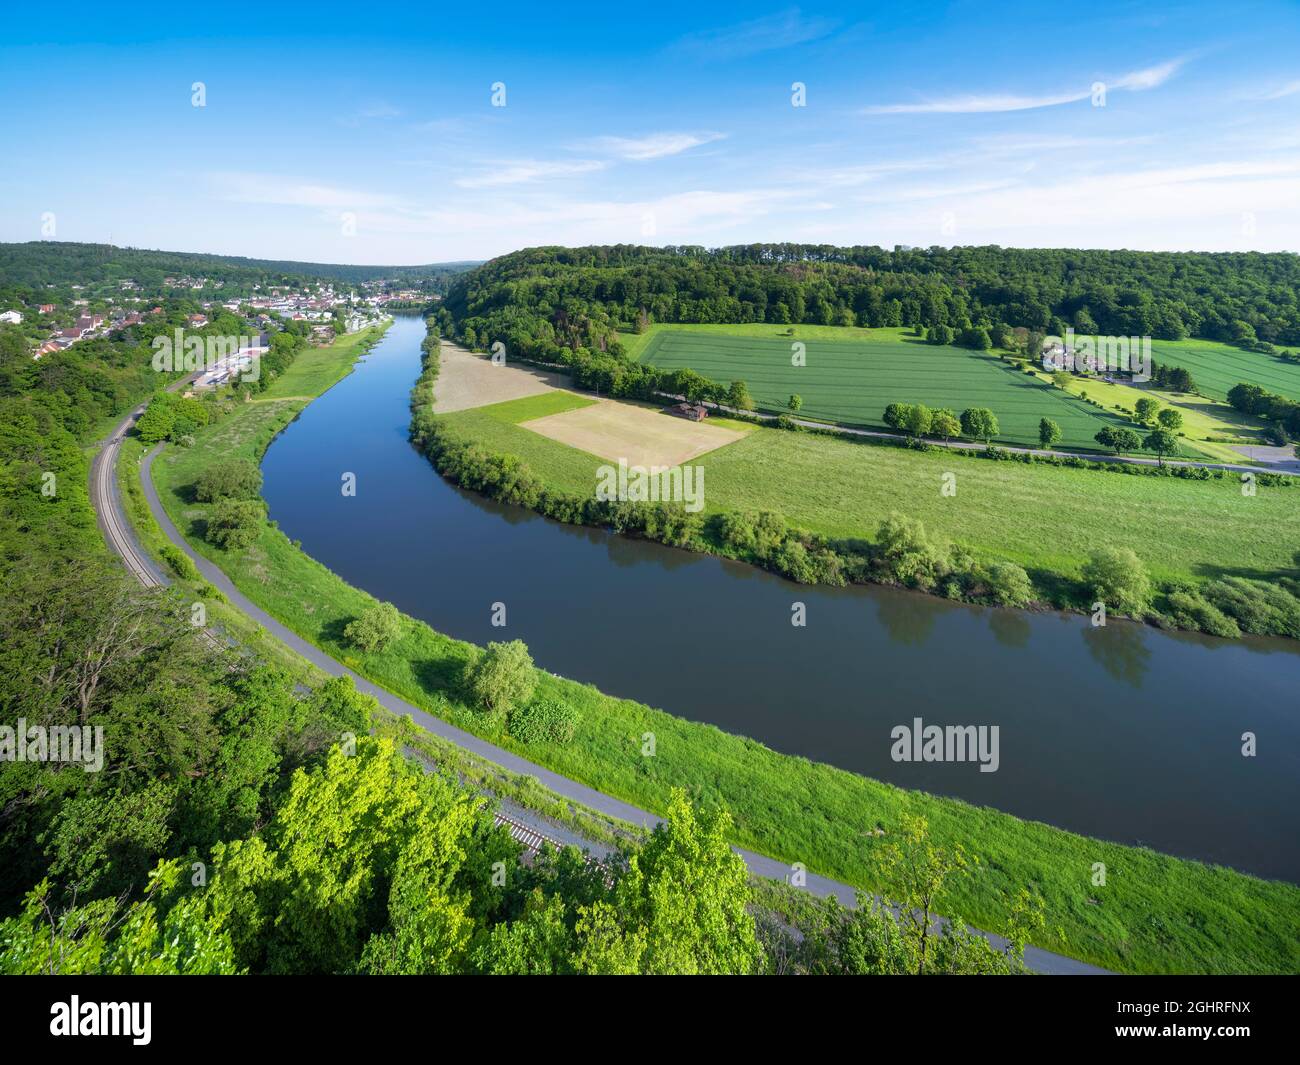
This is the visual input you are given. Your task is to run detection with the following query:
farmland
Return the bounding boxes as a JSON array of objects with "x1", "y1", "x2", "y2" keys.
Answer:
[
  {"x1": 1150, "y1": 337, "x2": 1300, "y2": 401},
  {"x1": 447, "y1": 393, "x2": 1297, "y2": 585},
  {"x1": 635, "y1": 325, "x2": 1133, "y2": 451}
]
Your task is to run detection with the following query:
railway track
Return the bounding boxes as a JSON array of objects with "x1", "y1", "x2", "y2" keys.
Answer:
[{"x1": 92, "y1": 404, "x2": 165, "y2": 589}]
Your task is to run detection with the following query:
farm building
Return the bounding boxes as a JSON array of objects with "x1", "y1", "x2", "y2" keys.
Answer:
[{"x1": 667, "y1": 401, "x2": 709, "y2": 421}]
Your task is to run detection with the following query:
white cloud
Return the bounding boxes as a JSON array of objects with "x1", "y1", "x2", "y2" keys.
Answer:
[
  {"x1": 454, "y1": 159, "x2": 607, "y2": 188},
  {"x1": 864, "y1": 58, "x2": 1186, "y2": 114},
  {"x1": 583, "y1": 132, "x2": 726, "y2": 161},
  {"x1": 1251, "y1": 79, "x2": 1300, "y2": 101},
  {"x1": 211, "y1": 173, "x2": 402, "y2": 210}
]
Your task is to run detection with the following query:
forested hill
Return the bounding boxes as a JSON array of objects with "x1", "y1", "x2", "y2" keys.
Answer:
[
  {"x1": 447, "y1": 243, "x2": 1300, "y2": 349},
  {"x1": 0, "y1": 241, "x2": 478, "y2": 292}
]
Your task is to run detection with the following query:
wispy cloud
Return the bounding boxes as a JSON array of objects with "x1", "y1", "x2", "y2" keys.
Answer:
[
  {"x1": 454, "y1": 159, "x2": 607, "y2": 188},
  {"x1": 582, "y1": 132, "x2": 726, "y2": 161},
  {"x1": 339, "y1": 101, "x2": 402, "y2": 126},
  {"x1": 1248, "y1": 79, "x2": 1300, "y2": 101},
  {"x1": 863, "y1": 57, "x2": 1186, "y2": 114},
  {"x1": 211, "y1": 173, "x2": 402, "y2": 210},
  {"x1": 670, "y1": 8, "x2": 840, "y2": 60}
]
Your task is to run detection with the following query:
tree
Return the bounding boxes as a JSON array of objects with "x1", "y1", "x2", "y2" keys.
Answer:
[
  {"x1": 1134, "y1": 396, "x2": 1159, "y2": 425},
  {"x1": 960, "y1": 407, "x2": 999, "y2": 443},
  {"x1": 1081, "y1": 546, "x2": 1151, "y2": 616},
  {"x1": 205, "y1": 498, "x2": 262, "y2": 551},
  {"x1": 1143, "y1": 427, "x2": 1178, "y2": 466},
  {"x1": 465, "y1": 639, "x2": 536, "y2": 720},
  {"x1": 902, "y1": 402, "x2": 932, "y2": 437},
  {"x1": 1095, "y1": 426, "x2": 1141, "y2": 454},
  {"x1": 134, "y1": 397, "x2": 175, "y2": 445},
  {"x1": 573, "y1": 789, "x2": 761, "y2": 975},
  {"x1": 883, "y1": 402, "x2": 906, "y2": 430},
  {"x1": 1157, "y1": 407, "x2": 1183, "y2": 431},
  {"x1": 931, "y1": 408, "x2": 960, "y2": 443},
  {"x1": 726, "y1": 379, "x2": 754, "y2": 412},
  {"x1": 787, "y1": 394, "x2": 802, "y2": 412},
  {"x1": 194, "y1": 458, "x2": 262, "y2": 502},
  {"x1": 1038, "y1": 418, "x2": 1061, "y2": 449},
  {"x1": 875, "y1": 814, "x2": 971, "y2": 975},
  {"x1": 344, "y1": 602, "x2": 402, "y2": 653}
]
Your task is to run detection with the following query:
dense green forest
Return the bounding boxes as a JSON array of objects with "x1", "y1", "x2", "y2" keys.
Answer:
[{"x1": 446, "y1": 243, "x2": 1300, "y2": 377}]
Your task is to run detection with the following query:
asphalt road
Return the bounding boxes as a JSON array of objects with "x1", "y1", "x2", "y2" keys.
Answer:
[{"x1": 91, "y1": 399, "x2": 1110, "y2": 975}]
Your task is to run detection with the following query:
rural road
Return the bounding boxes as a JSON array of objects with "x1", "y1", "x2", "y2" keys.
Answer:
[{"x1": 93, "y1": 398, "x2": 1110, "y2": 975}]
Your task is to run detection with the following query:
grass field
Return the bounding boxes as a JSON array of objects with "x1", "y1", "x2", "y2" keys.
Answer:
[
  {"x1": 1020, "y1": 365, "x2": 1273, "y2": 465},
  {"x1": 144, "y1": 346, "x2": 1300, "y2": 974},
  {"x1": 523, "y1": 398, "x2": 750, "y2": 468},
  {"x1": 444, "y1": 394, "x2": 1298, "y2": 586},
  {"x1": 636, "y1": 325, "x2": 1133, "y2": 451},
  {"x1": 1150, "y1": 338, "x2": 1300, "y2": 402}
]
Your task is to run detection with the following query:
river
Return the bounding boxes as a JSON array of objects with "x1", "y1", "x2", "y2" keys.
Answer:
[{"x1": 262, "y1": 315, "x2": 1300, "y2": 882}]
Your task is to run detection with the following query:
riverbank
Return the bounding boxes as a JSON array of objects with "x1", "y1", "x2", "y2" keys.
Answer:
[{"x1": 136, "y1": 315, "x2": 1300, "y2": 973}]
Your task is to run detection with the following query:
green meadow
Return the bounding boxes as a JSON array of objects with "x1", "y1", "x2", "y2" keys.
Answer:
[
  {"x1": 445, "y1": 395, "x2": 1297, "y2": 586},
  {"x1": 1150, "y1": 337, "x2": 1300, "y2": 402},
  {"x1": 635, "y1": 325, "x2": 1132, "y2": 451}
]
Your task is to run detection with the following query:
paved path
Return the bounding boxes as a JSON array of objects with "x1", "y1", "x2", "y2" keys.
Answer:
[{"x1": 94, "y1": 399, "x2": 1110, "y2": 975}]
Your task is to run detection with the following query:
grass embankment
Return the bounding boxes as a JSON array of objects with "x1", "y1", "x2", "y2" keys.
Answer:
[
  {"x1": 145, "y1": 333, "x2": 1300, "y2": 975},
  {"x1": 443, "y1": 395, "x2": 1296, "y2": 587},
  {"x1": 633, "y1": 325, "x2": 1133, "y2": 453},
  {"x1": 126, "y1": 327, "x2": 637, "y2": 848}
]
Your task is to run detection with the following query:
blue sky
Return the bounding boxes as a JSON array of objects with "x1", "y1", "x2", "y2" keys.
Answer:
[{"x1": 2, "y1": 1, "x2": 1299, "y2": 264}]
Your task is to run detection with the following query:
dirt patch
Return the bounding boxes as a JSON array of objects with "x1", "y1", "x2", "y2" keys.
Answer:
[
  {"x1": 521, "y1": 399, "x2": 747, "y2": 467},
  {"x1": 434, "y1": 342, "x2": 567, "y2": 413}
]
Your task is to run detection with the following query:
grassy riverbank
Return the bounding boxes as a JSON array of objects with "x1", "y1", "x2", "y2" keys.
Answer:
[{"x1": 144, "y1": 326, "x2": 1300, "y2": 974}]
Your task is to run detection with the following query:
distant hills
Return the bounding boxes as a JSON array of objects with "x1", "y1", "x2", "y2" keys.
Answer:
[{"x1": 0, "y1": 241, "x2": 480, "y2": 290}]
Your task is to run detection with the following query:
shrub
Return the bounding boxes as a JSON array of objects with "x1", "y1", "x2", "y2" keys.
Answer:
[
  {"x1": 973, "y1": 561, "x2": 1036, "y2": 607},
  {"x1": 343, "y1": 602, "x2": 402, "y2": 653},
  {"x1": 159, "y1": 544, "x2": 200, "y2": 581},
  {"x1": 1202, "y1": 578, "x2": 1300, "y2": 637},
  {"x1": 1080, "y1": 547, "x2": 1151, "y2": 617},
  {"x1": 195, "y1": 458, "x2": 263, "y2": 502},
  {"x1": 873, "y1": 513, "x2": 949, "y2": 590},
  {"x1": 509, "y1": 698, "x2": 577, "y2": 745},
  {"x1": 465, "y1": 639, "x2": 536, "y2": 719},
  {"x1": 1163, "y1": 591, "x2": 1241, "y2": 638},
  {"x1": 204, "y1": 499, "x2": 263, "y2": 551}
]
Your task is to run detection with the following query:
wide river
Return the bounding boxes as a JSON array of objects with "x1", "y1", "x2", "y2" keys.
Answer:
[{"x1": 263, "y1": 315, "x2": 1300, "y2": 881}]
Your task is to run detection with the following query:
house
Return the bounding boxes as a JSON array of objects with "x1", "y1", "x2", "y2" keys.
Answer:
[
  {"x1": 667, "y1": 401, "x2": 709, "y2": 422},
  {"x1": 38, "y1": 304, "x2": 55, "y2": 314},
  {"x1": 34, "y1": 341, "x2": 61, "y2": 359},
  {"x1": 188, "y1": 314, "x2": 208, "y2": 327},
  {"x1": 0, "y1": 310, "x2": 22, "y2": 325}
]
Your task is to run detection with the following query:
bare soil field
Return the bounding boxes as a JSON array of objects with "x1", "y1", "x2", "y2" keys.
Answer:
[
  {"x1": 521, "y1": 398, "x2": 748, "y2": 467},
  {"x1": 433, "y1": 342, "x2": 566, "y2": 413}
]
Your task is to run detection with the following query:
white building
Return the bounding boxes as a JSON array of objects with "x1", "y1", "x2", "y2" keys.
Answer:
[{"x1": 0, "y1": 310, "x2": 23, "y2": 325}]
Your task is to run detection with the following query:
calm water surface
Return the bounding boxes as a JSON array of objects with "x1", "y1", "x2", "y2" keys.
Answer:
[{"x1": 262, "y1": 317, "x2": 1300, "y2": 881}]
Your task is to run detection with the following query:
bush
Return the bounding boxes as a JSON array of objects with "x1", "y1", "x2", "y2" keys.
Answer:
[
  {"x1": 465, "y1": 639, "x2": 536, "y2": 720},
  {"x1": 204, "y1": 498, "x2": 263, "y2": 551},
  {"x1": 508, "y1": 698, "x2": 577, "y2": 745},
  {"x1": 343, "y1": 602, "x2": 402, "y2": 653},
  {"x1": 1163, "y1": 591, "x2": 1241, "y2": 638},
  {"x1": 1202, "y1": 578, "x2": 1300, "y2": 637},
  {"x1": 972, "y1": 561, "x2": 1036, "y2": 607},
  {"x1": 159, "y1": 544, "x2": 200, "y2": 581},
  {"x1": 1080, "y1": 547, "x2": 1151, "y2": 617},
  {"x1": 873, "y1": 513, "x2": 949, "y2": 590},
  {"x1": 195, "y1": 458, "x2": 263, "y2": 502}
]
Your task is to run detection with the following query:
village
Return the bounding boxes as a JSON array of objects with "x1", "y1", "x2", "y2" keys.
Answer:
[{"x1": 1, "y1": 274, "x2": 424, "y2": 360}]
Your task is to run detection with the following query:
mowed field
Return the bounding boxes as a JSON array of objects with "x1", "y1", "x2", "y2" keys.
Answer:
[
  {"x1": 523, "y1": 399, "x2": 749, "y2": 468},
  {"x1": 442, "y1": 395, "x2": 1299, "y2": 584},
  {"x1": 1150, "y1": 338, "x2": 1300, "y2": 402},
  {"x1": 638, "y1": 325, "x2": 1130, "y2": 451}
]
